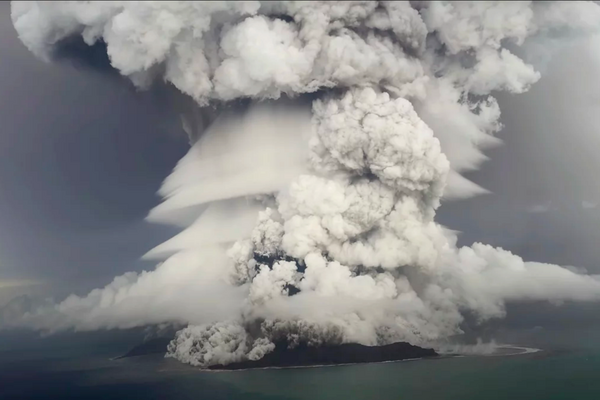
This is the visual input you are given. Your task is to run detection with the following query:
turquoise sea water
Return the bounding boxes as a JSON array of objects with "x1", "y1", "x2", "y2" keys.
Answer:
[{"x1": 1, "y1": 328, "x2": 599, "y2": 399}]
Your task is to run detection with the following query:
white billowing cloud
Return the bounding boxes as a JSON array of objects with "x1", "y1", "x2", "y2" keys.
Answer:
[
  {"x1": 14, "y1": 248, "x2": 247, "y2": 333},
  {"x1": 11, "y1": 1, "x2": 424, "y2": 102},
  {"x1": 213, "y1": 15, "x2": 311, "y2": 100},
  {"x1": 438, "y1": 243, "x2": 600, "y2": 319},
  {"x1": 310, "y1": 88, "x2": 449, "y2": 204},
  {"x1": 165, "y1": 321, "x2": 250, "y2": 367},
  {"x1": 8, "y1": 1, "x2": 600, "y2": 368},
  {"x1": 299, "y1": 253, "x2": 397, "y2": 301},
  {"x1": 249, "y1": 261, "x2": 301, "y2": 305},
  {"x1": 421, "y1": 2, "x2": 534, "y2": 55}
]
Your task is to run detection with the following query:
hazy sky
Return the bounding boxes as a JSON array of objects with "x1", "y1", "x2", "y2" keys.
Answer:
[
  {"x1": 441, "y1": 36, "x2": 600, "y2": 272},
  {"x1": 0, "y1": 4, "x2": 187, "y2": 301},
  {"x1": 1, "y1": 1, "x2": 600, "y2": 324}
]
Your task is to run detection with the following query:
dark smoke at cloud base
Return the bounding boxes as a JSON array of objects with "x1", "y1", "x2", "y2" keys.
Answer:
[{"x1": 6, "y1": 1, "x2": 600, "y2": 368}]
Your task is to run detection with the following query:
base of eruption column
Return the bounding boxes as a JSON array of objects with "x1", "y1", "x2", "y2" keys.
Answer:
[
  {"x1": 207, "y1": 341, "x2": 439, "y2": 370},
  {"x1": 116, "y1": 338, "x2": 438, "y2": 370}
]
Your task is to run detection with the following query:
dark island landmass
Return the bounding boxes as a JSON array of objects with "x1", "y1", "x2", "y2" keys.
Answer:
[
  {"x1": 209, "y1": 341, "x2": 438, "y2": 370},
  {"x1": 115, "y1": 337, "x2": 438, "y2": 369}
]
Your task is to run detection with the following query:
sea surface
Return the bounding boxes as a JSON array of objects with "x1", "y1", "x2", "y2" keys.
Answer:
[{"x1": 1, "y1": 327, "x2": 599, "y2": 400}]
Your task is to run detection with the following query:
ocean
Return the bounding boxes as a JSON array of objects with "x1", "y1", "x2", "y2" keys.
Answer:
[{"x1": 1, "y1": 327, "x2": 599, "y2": 400}]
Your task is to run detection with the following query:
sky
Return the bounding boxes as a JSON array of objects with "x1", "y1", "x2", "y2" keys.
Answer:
[
  {"x1": 0, "y1": 3, "x2": 188, "y2": 303},
  {"x1": 1, "y1": 2, "x2": 600, "y2": 329},
  {"x1": 441, "y1": 37, "x2": 600, "y2": 271}
]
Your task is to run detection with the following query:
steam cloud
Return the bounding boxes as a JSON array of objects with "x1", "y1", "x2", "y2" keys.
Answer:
[{"x1": 8, "y1": 1, "x2": 600, "y2": 367}]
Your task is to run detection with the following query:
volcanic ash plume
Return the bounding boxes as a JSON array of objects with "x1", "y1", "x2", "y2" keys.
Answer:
[{"x1": 9, "y1": 1, "x2": 600, "y2": 367}]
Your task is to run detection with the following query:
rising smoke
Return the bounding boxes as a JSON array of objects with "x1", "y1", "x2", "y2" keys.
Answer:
[{"x1": 8, "y1": 1, "x2": 600, "y2": 367}]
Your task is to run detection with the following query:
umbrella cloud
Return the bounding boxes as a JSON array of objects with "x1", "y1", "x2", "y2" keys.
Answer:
[{"x1": 7, "y1": 1, "x2": 600, "y2": 367}]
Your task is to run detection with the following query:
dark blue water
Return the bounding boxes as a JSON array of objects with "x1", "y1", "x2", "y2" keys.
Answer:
[{"x1": 1, "y1": 328, "x2": 599, "y2": 400}]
